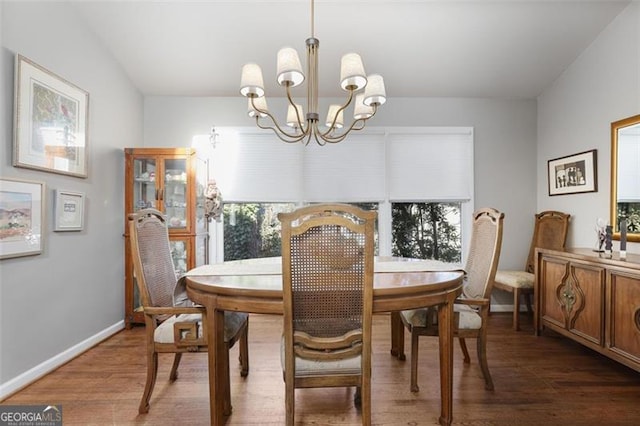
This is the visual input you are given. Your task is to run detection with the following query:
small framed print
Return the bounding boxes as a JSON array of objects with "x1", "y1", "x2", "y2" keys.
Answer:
[
  {"x1": 548, "y1": 149, "x2": 598, "y2": 196},
  {"x1": 0, "y1": 178, "x2": 45, "y2": 259},
  {"x1": 13, "y1": 54, "x2": 89, "y2": 178},
  {"x1": 54, "y1": 190, "x2": 85, "y2": 231}
]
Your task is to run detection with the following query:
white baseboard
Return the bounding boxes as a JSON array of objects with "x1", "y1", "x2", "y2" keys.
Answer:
[
  {"x1": 0, "y1": 320, "x2": 125, "y2": 401},
  {"x1": 490, "y1": 303, "x2": 519, "y2": 313}
]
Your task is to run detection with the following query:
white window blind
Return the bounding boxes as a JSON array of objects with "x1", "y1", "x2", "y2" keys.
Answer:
[
  {"x1": 213, "y1": 130, "x2": 303, "y2": 202},
  {"x1": 213, "y1": 127, "x2": 473, "y2": 203},
  {"x1": 303, "y1": 133, "x2": 386, "y2": 202},
  {"x1": 387, "y1": 128, "x2": 474, "y2": 201}
]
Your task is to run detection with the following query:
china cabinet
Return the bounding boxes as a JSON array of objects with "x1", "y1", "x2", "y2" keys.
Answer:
[
  {"x1": 123, "y1": 147, "x2": 208, "y2": 327},
  {"x1": 535, "y1": 247, "x2": 640, "y2": 372}
]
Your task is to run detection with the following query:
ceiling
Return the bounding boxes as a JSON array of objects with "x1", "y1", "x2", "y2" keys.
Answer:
[{"x1": 71, "y1": 0, "x2": 631, "y2": 99}]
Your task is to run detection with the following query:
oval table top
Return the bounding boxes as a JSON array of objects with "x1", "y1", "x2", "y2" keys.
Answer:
[{"x1": 184, "y1": 256, "x2": 465, "y2": 314}]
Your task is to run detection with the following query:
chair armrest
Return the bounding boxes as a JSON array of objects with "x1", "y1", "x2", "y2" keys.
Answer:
[
  {"x1": 173, "y1": 276, "x2": 191, "y2": 307},
  {"x1": 455, "y1": 298, "x2": 490, "y2": 307},
  {"x1": 143, "y1": 306, "x2": 205, "y2": 316}
]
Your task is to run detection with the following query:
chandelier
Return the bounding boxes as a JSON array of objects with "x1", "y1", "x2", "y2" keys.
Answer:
[{"x1": 239, "y1": 0, "x2": 386, "y2": 146}]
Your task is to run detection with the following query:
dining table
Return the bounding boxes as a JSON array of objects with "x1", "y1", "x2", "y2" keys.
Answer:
[{"x1": 182, "y1": 256, "x2": 464, "y2": 426}]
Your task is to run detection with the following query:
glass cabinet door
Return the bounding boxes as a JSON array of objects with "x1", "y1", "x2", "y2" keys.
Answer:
[
  {"x1": 163, "y1": 158, "x2": 188, "y2": 231},
  {"x1": 133, "y1": 158, "x2": 157, "y2": 211}
]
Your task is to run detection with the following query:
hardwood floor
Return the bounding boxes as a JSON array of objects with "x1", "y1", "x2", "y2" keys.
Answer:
[{"x1": 3, "y1": 313, "x2": 640, "y2": 425}]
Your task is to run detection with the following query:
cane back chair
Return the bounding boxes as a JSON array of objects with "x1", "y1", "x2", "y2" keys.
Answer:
[
  {"x1": 395, "y1": 207, "x2": 504, "y2": 392},
  {"x1": 128, "y1": 209, "x2": 249, "y2": 415},
  {"x1": 278, "y1": 204, "x2": 376, "y2": 426},
  {"x1": 493, "y1": 210, "x2": 570, "y2": 330}
]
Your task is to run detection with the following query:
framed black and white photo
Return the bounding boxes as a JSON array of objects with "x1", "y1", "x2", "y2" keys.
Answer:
[
  {"x1": 54, "y1": 190, "x2": 85, "y2": 231},
  {"x1": 13, "y1": 54, "x2": 89, "y2": 178},
  {"x1": 548, "y1": 149, "x2": 597, "y2": 196},
  {"x1": 0, "y1": 178, "x2": 45, "y2": 259}
]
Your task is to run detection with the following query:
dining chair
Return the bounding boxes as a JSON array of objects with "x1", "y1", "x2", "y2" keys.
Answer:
[
  {"x1": 278, "y1": 203, "x2": 376, "y2": 426},
  {"x1": 394, "y1": 207, "x2": 504, "y2": 392},
  {"x1": 128, "y1": 208, "x2": 249, "y2": 415},
  {"x1": 493, "y1": 210, "x2": 570, "y2": 330}
]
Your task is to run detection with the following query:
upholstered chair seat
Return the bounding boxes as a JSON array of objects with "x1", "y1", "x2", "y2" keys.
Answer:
[
  {"x1": 280, "y1": 337, "x2": 362, "y2": 376},
  {"x1": 401, "y1": 305, "x2": 483, "y2": 332},
  {"x1": 494, "y1": 270, "x2": 534, "y2": 288}
]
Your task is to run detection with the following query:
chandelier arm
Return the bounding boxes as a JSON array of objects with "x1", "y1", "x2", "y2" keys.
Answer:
[
  {"x1": 318, "y1": 113, "x2": 371, "y2": 144},
  {"x1": 309, "y1": 122, "x2": 327, "y2": 146},
  {"x1": 320, "y1": 90, "x2": 355, "y2": 137},
  {"x1": 285, "y1": 85, "x2": 306, "y2": 130},
  {"x1": 254, "y1": 118, "x2": 309, "y2": 144},
  {"x1": 320, "y1": 127, "x2": 360, "y2": 144},
  {"x1": 250, "y1": 97, "x2": 308, "y2": 141}
]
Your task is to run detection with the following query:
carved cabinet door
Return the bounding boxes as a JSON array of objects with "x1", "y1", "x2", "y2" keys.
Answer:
[
  {"x1": 607, "y1": 270, "x2": 640, "y2": 365},
  {"x1": 563, "y1": 263, "x2": 605, "y2": 346},
  {"x1": 540, "y1": 257, "x2": 605, "y2": 346}
]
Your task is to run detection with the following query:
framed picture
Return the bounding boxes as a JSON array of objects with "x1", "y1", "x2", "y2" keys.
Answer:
[
  {"x1": 13, "y1": 54, "x2": 89, "y2": 178},
  {"x1": 54, "y1": 190, "x2": 85, "y2": 231},
  {"x1": 0, "y1": 178, "x2": 45, "y2": 259},
  {"x1": 548, "y1": 149, "x2": 598, "y2": 196}
]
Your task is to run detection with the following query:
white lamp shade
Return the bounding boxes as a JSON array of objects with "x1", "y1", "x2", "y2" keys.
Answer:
[
  {"x1": 248, "y1": 96, "x2": 269, "y2": 118},
  {"x1": 354, "y1": 93, "x2": 374, "y2": 120},
  {"x1": 277, "y1": 47, "x2": 305, "y2": 87},
  {"x1": 325, "y1": 104, "x2": 344, "y2": 129},
  {"x1": 240, "y1": 63, "x2": 265, "y2": 97},
  {"x1": 363, "y1": 74, "x2": 386, "y2": 106},
  {"x1": 286, "y1": 104, "x2": 304, "y2": 128},
  {"x1": 340, "y1": 53, "x2": 367, "y2": 91}
]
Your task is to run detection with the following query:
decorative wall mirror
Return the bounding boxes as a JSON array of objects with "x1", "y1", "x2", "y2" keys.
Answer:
[{"x1": 610, "y1": 114, "x2": 640, "y2": 242}]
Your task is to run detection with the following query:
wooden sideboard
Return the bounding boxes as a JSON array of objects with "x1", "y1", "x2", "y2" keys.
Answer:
[{"x1": 535, "y1": 247, "x2": 640, "y2": 372}]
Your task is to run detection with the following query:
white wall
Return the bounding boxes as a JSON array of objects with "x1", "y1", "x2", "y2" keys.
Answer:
[
  {"x1": 538, "y1": 2, "x2": 640, "y2": 252},
  {"x1": 0, "y1": 1, "x2": 143, "y2": 396},
  {"x1": 144, "y1": 96, "x2": 538, "y2": 275}
]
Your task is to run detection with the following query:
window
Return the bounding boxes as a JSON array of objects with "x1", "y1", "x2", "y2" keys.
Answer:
[
  {"x1": 351, "y1": 202, "x2": 379, "y2": 254},
  {"x1": 223, "y1": 203, "x2": 296, "y2": 261},
  {"x1": 391, "y1": 202, "x2": 462, "y2": 263},
  {"x1": 212, "y1": 127, "x2": 473, "y2": 263},
  {"x1": 223, "y1": 202, "x2": 379, "y2": 261}
]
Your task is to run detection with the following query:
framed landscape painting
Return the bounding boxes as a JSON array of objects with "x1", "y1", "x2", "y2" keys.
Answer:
[
  {"x1": 0, "y1": 178, "x2": 45, "y2": 259},
  {"x1": 13, "y1": 54, "x2": 89, "y2": 178},
  {"x1": 548, "y1": 149, "x2": 597, "y2": 196}
]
